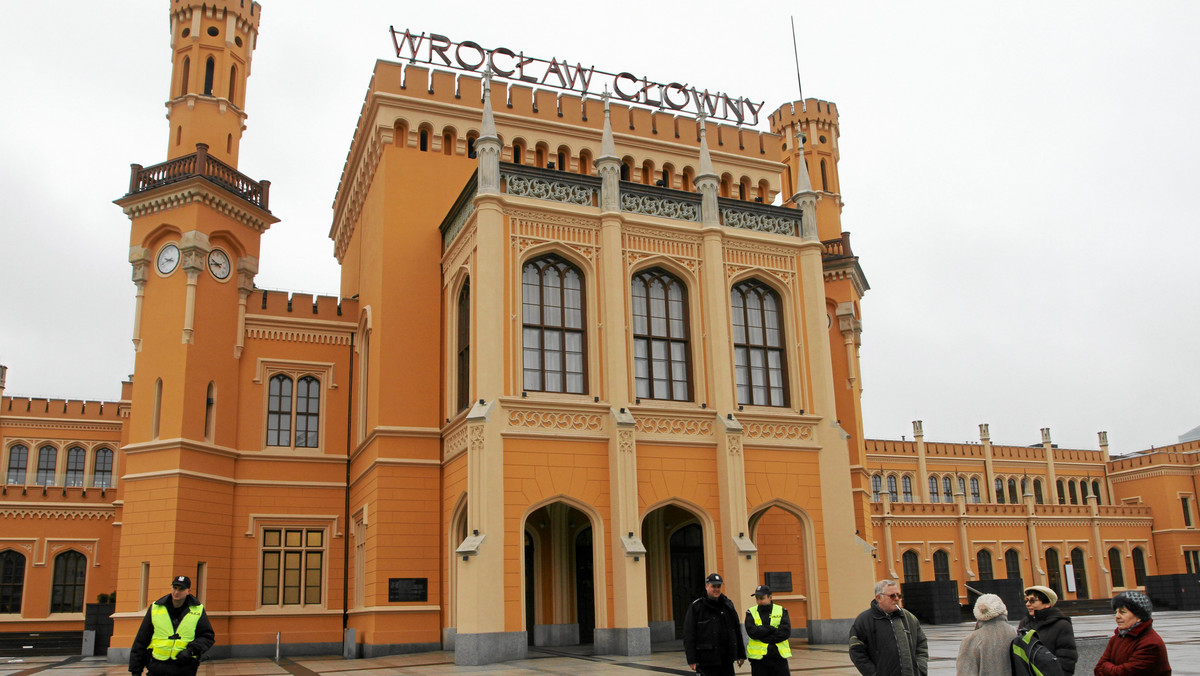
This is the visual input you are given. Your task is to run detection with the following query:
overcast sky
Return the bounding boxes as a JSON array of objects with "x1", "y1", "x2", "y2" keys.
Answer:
[{"x1": 1, "y1": 2, "x2": 1196, "y2": 454}]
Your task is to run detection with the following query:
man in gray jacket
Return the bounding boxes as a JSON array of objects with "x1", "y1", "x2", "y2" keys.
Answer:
[{"x1": 849, "y1": 580, "x2": 928, "y2": 676}]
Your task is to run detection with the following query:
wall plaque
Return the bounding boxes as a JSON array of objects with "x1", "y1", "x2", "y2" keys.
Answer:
[
  {"x1": 763, "y1": 572, "x2": 792, "y2": 593},
  {"x1": 388, "y1": 577, "x2": 428, "y2": 602}
]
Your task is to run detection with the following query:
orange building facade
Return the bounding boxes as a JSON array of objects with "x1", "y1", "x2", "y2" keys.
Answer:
[{"x1": 0, "y1": 0, "x2": 1194, "y2": 666}]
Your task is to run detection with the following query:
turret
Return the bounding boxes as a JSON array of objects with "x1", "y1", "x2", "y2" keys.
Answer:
[
  {"x1": 768, "y1": 99, "x2": 842, "y2": 241},
  {"x1": 165, "y1": 0, "x2": 262, "y2": 165}
]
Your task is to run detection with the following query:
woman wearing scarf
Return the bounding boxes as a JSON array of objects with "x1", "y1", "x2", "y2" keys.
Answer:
[
  {"x1": 1019, "y1": 585, "x2": 1078, "y2": 675},
  {"x1": 1094, "y1": 591, "x2": 1171, "y2": 676}
]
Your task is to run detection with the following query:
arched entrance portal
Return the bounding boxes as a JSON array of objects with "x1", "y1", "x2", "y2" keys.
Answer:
[
  {"x1": 748, "y1": 503, "x2": 814, "y2": 630},
  {"x1": 524, "y1": 502, "x2": 596, "y2": 647},
  {"x1": 641, "y1": 503, "x2": 708, "y2": 641}
]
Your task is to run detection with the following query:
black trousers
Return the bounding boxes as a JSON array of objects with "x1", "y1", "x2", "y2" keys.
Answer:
[
  {"x1": 749, "y1": 656, "x2": 790, "y2": 676},
  {"x1": 146, "y1": 656, "x2": 200, "y2": 676},
  {"x1": 696, "y1": 662, "x2": 737, "y2": 676}
]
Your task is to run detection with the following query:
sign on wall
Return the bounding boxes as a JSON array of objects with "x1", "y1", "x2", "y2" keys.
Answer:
[
  {"x1": 390, "y1": 28, "x2": 766, "y2": 126},
  {"x1": 763, "y1": 571, "x2": 793, "y2": 593},
  {"x1": 388, "y1": 577, "x2": 429, "y2": 602}
]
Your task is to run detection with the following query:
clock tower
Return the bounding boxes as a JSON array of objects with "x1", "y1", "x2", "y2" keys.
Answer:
[{"x1": 110, "y1": 0, "x2": 276, "y2": 649}]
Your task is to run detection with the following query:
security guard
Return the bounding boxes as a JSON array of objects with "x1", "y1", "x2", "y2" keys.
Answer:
[
  {"x1": 744, "y1": 585, "x2": 791, "y2": 676},
  {"x1": 129, "y1": 575, "x2": 215, "y2": 676}
]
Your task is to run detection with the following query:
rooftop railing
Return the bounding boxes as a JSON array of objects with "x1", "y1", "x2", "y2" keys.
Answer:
[{"x1": 125, "y1": 143, "x2": 270, "y2": 211}]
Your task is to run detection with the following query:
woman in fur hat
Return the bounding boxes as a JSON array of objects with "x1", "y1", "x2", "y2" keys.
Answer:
[
  {"x1": 1019, "y1": 585, "x2": 1078, "y2": 675},
  {"x1": 1095, "y1": 591, "x2": 1171, "y2": 676},
  {"x1": 956, "y1": 594, "x2": 1016, "y2": 676}
]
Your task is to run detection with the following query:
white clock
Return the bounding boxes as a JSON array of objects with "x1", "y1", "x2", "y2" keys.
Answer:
[
  {"x1": 156, "y1": 244, "x2": 180, "y2": 275},
  {"x1": 208, "y1": 249, "x2": 231, "y2": 280}
]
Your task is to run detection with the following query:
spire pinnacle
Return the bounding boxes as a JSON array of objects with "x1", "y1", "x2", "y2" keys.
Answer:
[
  {"x1": 600, "y1": 86, "x2": 616, "y2": 160},
  {"x1": 480, "y1": 67, "x2": 498, "y2": 141},
  {"x1": 697, "y1": 113, "x2": 715, "y2": 179}
]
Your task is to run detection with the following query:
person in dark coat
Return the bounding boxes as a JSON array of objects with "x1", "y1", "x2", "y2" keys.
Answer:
[
  {"x1": 1095, "y1": 591, "x2": 1171, "y2": 676},
  {"x1": 849, "y1": 580, "x2": 928, "y2": 676},
  {"x1": 1019, "y1": 585, "x2": 1078, "y2": 676},
  {"x1": 744, "y1": 585, "x2": 791, "y2": 676},
  {"x1": 684, "y1": 573, "x2": 746, "y2": 676},
  {"x1": 129, "y1": 575, "x2": 214, "y2": 676}
]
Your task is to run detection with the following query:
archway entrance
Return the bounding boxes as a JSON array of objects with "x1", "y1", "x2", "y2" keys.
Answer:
[
  {"x1": 641, "y1": 504, "x2": 706, "y2": 641},
  {"x1": 524, "y1": 502, "x2": 596, "y2": 647},
  {"x1": 748, "y1": 504, "x2": 812, "y2": 630}
]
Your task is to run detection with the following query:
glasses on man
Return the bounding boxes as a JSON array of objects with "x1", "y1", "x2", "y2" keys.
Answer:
[{"x1": 883, "y1": 593, "x2": 902, "y2": 600}]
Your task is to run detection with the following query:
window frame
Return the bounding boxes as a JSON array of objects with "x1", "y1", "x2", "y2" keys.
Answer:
[
  {"x1": 0, "y1": 549, "x2": 25, "y2": 614},
  {"x1": 456, "y1": 280, "x2": 471, "y2": 412},
  {"x1": 901, "y1": 476, "x2": 913, "y2": 503},
  {"x1": 730, "y1": 278, "x2": 790, "y2": 408},
  {"x1": 49, "y1": 550, "x2": 87, "y2": 614},
  {"x1": 5, "y1": 444, "x2": 28, "y2": 485},
  {"x1": 65, "y1": 446, "x2": 85, "y2": 488},
  {"x1": 902, "y1": 549, "x2": 920, "y2": 583},
  {"x1": 92, "y1": 448, "x2": 113, "y2": 489},
  {"x1": 257, "y1": 362, "x2": 332, "y2": 452},
  {"x1": 521, "y1": 254, "x2": 588, "y2": 395},
  {"x1": 932, "y1": 549, "x2": 951, "y2": 581},
  {"x1": 1108, "y1": 547, "x2": 1124, "y2": 588},
  {"x1": 976, "y1": 549, "x2": 994, "y2": 581},
  {"x1": 35, "y1": 445, "x2": 57, "y2": 487},
  {"x1": 258, "y1": 525, "x2": 329, "y2": 609},
  {"x1": 630, "y1": 267, "x2": 693, "y2": 402},
  {"x1": 1005, "y1": 548, "x2": 1021, "y2": 579}
]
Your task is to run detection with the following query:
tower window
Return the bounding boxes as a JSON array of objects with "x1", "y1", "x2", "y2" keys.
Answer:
[
  {"x1": 419, "y1": 129, "x2": 429, "y2": 152},
  {"x1": 456, "y1": 282, "x2": 471, "y2": 412},
  {"x1": 513, "y1": 143, "x2": 523, "y2": 164},
  {"x1": 203, "y1": 57, "x2": 215, "y2": 96},
  {"x1": 557, "y1": 151, "x2": 567, "y2": 171},
  {"x1": 207, "y1": 26, "x2": 219, "y2": 37},
  {"x1": 229, "y1": 65, "x2": 237, "y2": 102},
  {"x1": 180, "y1": 57, "x2": 190, "y2": 96},
  {"x1": 820, "y1": 159, "x2": 829, "y2": 191},
  {"x1": 204, "y1": 381, "x2": 216, "y2": 442},
  {"x1": 467, "y1": 135, "x2": 477, "y2": 159}
]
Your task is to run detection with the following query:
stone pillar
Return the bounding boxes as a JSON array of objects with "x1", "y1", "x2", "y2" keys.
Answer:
[
  {"x1": 980, "y1": 424, "x2": 996, "y2": 502},
  {"x1": 129, "y1": 247, "x2": 150, "y2": 352},
  {"x1": 1042, "y1": 428, "x2": 1059, "y2": 505},
  {"x1": 914, "y1": 420, "x2": 929, "y2": 502},
  {"x1": 1089, "y1": 495, "x2": 1111, "y2": 597},
  {"x1": 233, "y1": 256, "x2": 258, "y2": 359},
  {"x1": 1025, "y1": 488, "x2": 1044, "y2": 585},
  {"x1": 177, "y1": 230, "x2": 211, "y2": 344},
  {"x1": 955, "y1": 483, "x2": 972, "y2": 582},
  {"x1": 1099, "y1": 431, "x2": 1115, "y2": 504}
]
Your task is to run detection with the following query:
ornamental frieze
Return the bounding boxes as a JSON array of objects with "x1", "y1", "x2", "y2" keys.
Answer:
[
  {"x1": 0, "y1": 508, "x2": 114, "y2": 520},
  {"x1": 635, "y1": 416, "x2": 713, "y2": 437},
  {"x1": 742, "y1": 422, "x2": 813, "y2": 441},
  {"x1": 507, "y1": 410, "x2": 604, "y2": 432}
]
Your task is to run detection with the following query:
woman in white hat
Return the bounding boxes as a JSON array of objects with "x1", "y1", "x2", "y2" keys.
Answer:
[
  {"x1": 956, "y1": 594, "x2": 1016, "y2": 676},
  {"x1": 1019, "y1": 585, "x2": 1077, "y2": 675}
]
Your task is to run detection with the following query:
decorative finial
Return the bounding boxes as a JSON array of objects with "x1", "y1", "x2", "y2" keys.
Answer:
[
  {"x1": 481, "y1": 66, "x2": 493, "y2": 101},
  {"x1": 601, "y1": 84, "x2": 610, "y2": 110}
]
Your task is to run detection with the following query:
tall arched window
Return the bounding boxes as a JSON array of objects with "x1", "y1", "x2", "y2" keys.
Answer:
[
  {"x1": 902, "y1": 550, "x2": 920, "y2": 583},
  {"x1": 902, "y1": 476, "x2": 913, "y2": 502},
  {"x1": 294, "y1": 376, "x2": 320, "y2": 448},
  {"x1": 512, "y1": 142, "x2": 524, "y2": 165},
  {"x1": 996, "y1": 478, "x2": 1006, "y2": 504},
  {"x1": 731, "y1": 280, "x2": 788, "y2": 407},
  {"x1": 203, "y1": 57, "x2": 215, "y2": 96},
  {"x1": 943, "y1": 476, "x2": 954, "y2": 503},
  {"x1": 152, "y1": 378, "x2": 163, "y2": 440},
  {"x1": 0, "y1": 550, "x2": 25, "y2": 613},
  {"x1": 457, "y1": 282, "x2": 471, "y2": 411},
  {"x1": 180, "y1": 57, "x2": 190, "y2": 96},
  {"x1": 522, "y1": 255, "x2": 586, "y2": 394},
  {"x1": 1068, "y1": 481, "x2": 1078, "y2": 505},
  {"x1": 970, "y1": 477, "x2": 981, "y2": 503},
  {"x1": 977, "y1": 549, "x2": 994, "y2": 580},
  {"x1": 204, "y1": 381, "x2": 216, "y2": 442},
  {"x1": 6, "y1": 444, "x2": 27, "y2": 485},
  {"x1": 267, "y1": 375, "x2": 294, "y2": 446},
  {"x1": 631, "y1": 269, "x2": 691, "y2": 401},
  {"x1": 958, "y1": 476, "x2": 967, "y2": 499},
  {"x1": 871, "y1": 475, "x2": 882, "y2": 502},
  {"x1": 1008, "y1": 478, "x2": 1018, "y2": 503},
  {"x1": 933, "y1": 550, "x2": 950, "y2": 581},
  {"x1": 820, "y1": 159, "x2": 828, "y2": 191},
  {"x1": 929, "y1": 476, "x2": 939, "y2": 502},
  {"x1": 36, "y1": 446, "x2": 56, "y2": 486},
  {"x1": 1046, "y1": 548, "x2": 1062, "y2": 598},
  {"x1": 1057, "y1": 480, "x2": 1066, "y2": 504},
  {"x1": 92, "y1": 448, "x2": 113, "y2": 489},
  {"x1": 65, "y1": 447, "x2": 85, "y2": 487},
  {"x1": 1034, "y1": 479, "x2": 1044, "y2": 504},
  {"x1": 1093, "y1": 480, "x2": 1103, "y2": 504},
  {"x1": 228, "y1": 65, "x2": 237, "y2": 102},
  {"x1": 1132, "y1": 547, "x2": 1147, "y2": 586},
  {"x1": 1109, "y1": 548, "x2": 1124, "y2": 588},
  {"x1": 50, "y1": 551, "x2": 86, "y2": 613},
  {"x1": 419, "y1": 129, "x2": 429, "y2": 152},
  {"x1": 1081, "y1": 481, "x2": 1090, "y2": 503},
  {"x1": 1005, "y1": 548, "x2": 1021, "y2": 579},
  {"x1": 887, "y1": 475, "x2": 898, "y2": 502},
  {"x1": 1070, "y1": 547, "x2": 1089, "y2": 598}
]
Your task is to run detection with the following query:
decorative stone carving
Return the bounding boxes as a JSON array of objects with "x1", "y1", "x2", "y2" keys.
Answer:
[
  {"x1": 508, "y1": 410, "x2": 604, "y2": 431},
  {"x1": 727, "y1": 435, "x2": 742, "y2": 456},
  {"x1": 442, "y1": 201, "x2": 476, "y2": 251},
  {"x1": 620, "y1": 193, "x2": 699, "y2": 221},
  {"x1": 635, "y1": 417, "x2": 713, "y2": 436},
  {"x1": 468, "y1": 425, "x2": 485, "y2": 454},
  {"x1": 742, "y1": 423, "x2": 814, "y2": 441},
  {"x1": 618, "y1": 428, "x2": 635, "y2": 454},
  {"x1": 720, "y1": 208, "x2": 801, "y2": 236},
  {"x1": 504, "y1": 174, "x2": 595, "y2": 206}
]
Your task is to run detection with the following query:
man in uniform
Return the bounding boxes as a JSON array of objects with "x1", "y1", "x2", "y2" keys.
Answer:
[
  {"x1": 683, "y1": 573, "x2": 746, "y2": 676},
  {"x1": 849, "y1": 580, "x2": 927, "y2": 676},
  {"x1": 129, "y1": 575, "x2": 215, "y2": 676},
  {"x1": 744, "y1": 585, "x2": 791, "y2": 676}
]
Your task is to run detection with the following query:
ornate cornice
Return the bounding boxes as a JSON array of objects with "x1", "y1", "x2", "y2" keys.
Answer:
[
  {"x1": 332, "y1": 127, "x2": 390, "y2": 261},
  {"x1": 117, "y1": 179, "x2": 277, "y2": 232},
  {"x1": 243, "y1": 315, "x2": 355, "y2": 346},
  {"x1": 0, "y1": 506, "x2": 114, "y2": 520},
  {"x1": 0, "y1": 417, "x2": 122, "y2": 432}
]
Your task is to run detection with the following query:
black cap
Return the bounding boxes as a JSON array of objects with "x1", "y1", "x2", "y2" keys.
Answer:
[
  {"x1": 705, "y1": 573, "x2": 723, "y2": 585},
  {"x1": 172, "y1": 575, "x2": 191, "y2": 589},
  {"x1": 752, "y1": 585, "x2": 772, "y2": 597}
]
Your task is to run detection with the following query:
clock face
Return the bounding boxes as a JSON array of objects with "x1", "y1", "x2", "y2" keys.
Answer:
[
  {"x1": 156, "y1": 244, "x2": 180, "y2": 275},
  {"x1": 208, "y1": 249, "x2": 231, "y2": 280}
]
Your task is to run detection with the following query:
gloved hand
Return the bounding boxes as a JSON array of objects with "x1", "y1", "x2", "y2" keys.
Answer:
[{"x1": 178, "y1": 646, "x2": 196, "y2": 660}]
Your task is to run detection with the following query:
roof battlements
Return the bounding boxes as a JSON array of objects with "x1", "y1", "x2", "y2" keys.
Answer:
[
  {"x1": 170, "y1": 0, "x2": 262, "y2": 32},
  {"x1": 2, "y1": 396, "x2": 125, "y2": 420},
  {"x1": 251, "y1": 288, "x2": 358, "y2": 322}
]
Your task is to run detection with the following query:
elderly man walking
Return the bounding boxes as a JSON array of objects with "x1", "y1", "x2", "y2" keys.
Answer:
[{"x1": 849, "y1": 580, "x2": 928, "y2": 676}]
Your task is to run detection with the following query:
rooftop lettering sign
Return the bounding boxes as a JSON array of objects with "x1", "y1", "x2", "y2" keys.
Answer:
[{"x1": 390, "y1": 28, "x2": 766, "y2": 126}]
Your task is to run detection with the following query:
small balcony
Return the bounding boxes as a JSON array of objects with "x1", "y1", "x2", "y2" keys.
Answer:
[{"x1": 124, "y1": 143, "x2": 270, "y2": 211}]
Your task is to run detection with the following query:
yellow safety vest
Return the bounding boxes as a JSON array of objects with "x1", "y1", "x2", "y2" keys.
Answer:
[
  {"x1": 148, "y1": 602, "x2": 203, "y2": 661},
  {"x1": 747, "y1": 604, "x2": 791, "y2": 659}
]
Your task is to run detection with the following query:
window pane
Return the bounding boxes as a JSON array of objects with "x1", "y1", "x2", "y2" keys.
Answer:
[
  {"x1": 285, "y1": 530, "x2": 302, "y2": 548},
  {"x1": 264, "y1": 529, "x2": 281, "y2": 547},
  {"x1": 307, "y1": 530, "x2": 323, "y2": 547}
]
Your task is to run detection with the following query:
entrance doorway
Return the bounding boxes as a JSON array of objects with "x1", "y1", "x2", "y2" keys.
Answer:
[{"x1": 523, "y1": 502, "x2": 596, "y2": 647}]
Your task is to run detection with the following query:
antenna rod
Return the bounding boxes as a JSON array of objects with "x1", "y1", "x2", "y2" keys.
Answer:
[{"x1": 790, "y1": 16, "x2": 804, "y2": 110}]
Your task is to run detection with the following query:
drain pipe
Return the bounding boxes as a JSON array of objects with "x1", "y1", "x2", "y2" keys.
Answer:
[
  {"x1": 275, "y1": 632, "x2": 280, "y2": 663},
  {"x1": 343, "y1": 332, "x2": 355, "y2": 637}
]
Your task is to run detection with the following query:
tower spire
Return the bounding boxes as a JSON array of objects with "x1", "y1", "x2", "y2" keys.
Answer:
[{"x1": 476, "y1": 68, "x2": 503, "y2": 194}]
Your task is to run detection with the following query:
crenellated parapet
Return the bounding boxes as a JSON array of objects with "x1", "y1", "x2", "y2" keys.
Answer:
[{"x1": 2, "y1": 396, "x2": 125, "y2": 421}]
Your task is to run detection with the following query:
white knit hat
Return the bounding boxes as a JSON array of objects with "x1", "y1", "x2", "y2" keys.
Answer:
[{"x1": 974, "y1": 594, "x2": 1007, "y2": 621}]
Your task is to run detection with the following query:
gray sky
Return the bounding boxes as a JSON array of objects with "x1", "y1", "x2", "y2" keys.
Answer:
[{"x1": 1, "y1": 2, "x2": 1196, "y2": 454}]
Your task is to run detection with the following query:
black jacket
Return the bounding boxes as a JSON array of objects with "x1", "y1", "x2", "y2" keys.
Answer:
[
  {"x1": 1017, "y1": 607, "x2": 1077, "y2": 676},
  {"x1": 683, "y1": 593, "x2": 747, "y2": 666},
  {"x1": 849, "y1": 600, "x2": 928, "y2": 676},
  {"x1": 129, "y1": 594, "x2": 215, "y2": 675},
  {"x1": 744, "y1": 603, "x2": 791, "y2": 660}
]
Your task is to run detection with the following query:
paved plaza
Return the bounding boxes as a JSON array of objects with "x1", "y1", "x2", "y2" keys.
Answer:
[{"x1": 5, "y1": 611, "x2": 1200, "y2": 676}]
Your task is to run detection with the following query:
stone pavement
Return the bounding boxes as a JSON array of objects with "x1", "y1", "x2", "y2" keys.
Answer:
[{"x1": 6, "y1": 611, "x2": 1200, "y2": 676}]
